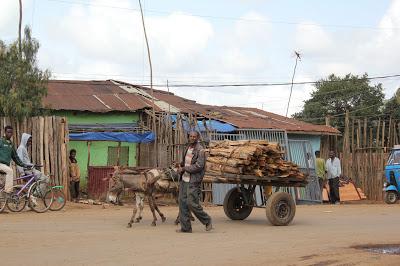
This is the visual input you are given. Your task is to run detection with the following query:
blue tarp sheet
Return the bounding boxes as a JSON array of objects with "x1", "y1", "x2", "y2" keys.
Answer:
[
  {"x1": 69, "y1": 132, "x2": 155, "y2": 143},
  {"x1": 170, "y1": 115, "x2": 236, "y2": 133}
]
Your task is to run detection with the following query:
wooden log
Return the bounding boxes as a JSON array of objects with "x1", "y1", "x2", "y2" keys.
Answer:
[
  {"x1": 206, "y1": 156, "x2": 250, "y2": 167},
  {"x1": 52, "y1": 116, "x2": 59, "y2": 185},
  {"x1": 44, "y1": 117, "x2": 50, "y2": 175},
  {"x1": 60, "y1": 117, "x2": 69, "y2": 200},
  {"x1": 39, "y1": 116, "x2": 45, "y2": 169},
  {"x1": 48, "y1": 117, "x2": 55, "y2": 182},
  {"x1": 206, "y1": 162, "x2": 242, "y2": 174},
  {"x1": 32, "y1": 117, "x2": 37, "y2": 164}
]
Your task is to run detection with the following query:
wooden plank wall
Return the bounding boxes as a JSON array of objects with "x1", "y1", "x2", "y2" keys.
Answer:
[
  {"x1": 0, "y1": 116, "x2": 70, "y2": 200},
  {"x1": 138, "y1": 111, "x2": 213, "y2": 203},
  {"x1": 340, "y1": 113, "x2": 399, "y2": 201}
]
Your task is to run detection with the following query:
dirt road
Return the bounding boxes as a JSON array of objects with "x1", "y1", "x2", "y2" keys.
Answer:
[{"x1": 1, "y1": 203, "x2": 400, "y2": 266}]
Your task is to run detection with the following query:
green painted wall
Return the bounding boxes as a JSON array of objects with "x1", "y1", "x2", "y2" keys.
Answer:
[
  {"x1": 55, "y1": 111, "x2": 139, "y2": 124},
  {"x1": 54, "y1": 111, "x2": 139, "y2": 188},
  {"x1": 68, "y1": 141, "x2": 137, "y2": 187}
]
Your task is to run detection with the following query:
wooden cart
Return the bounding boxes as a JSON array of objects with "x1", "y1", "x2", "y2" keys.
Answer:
[{"x1": 204, "y1": 173, "x2": 308, "y2": 226}]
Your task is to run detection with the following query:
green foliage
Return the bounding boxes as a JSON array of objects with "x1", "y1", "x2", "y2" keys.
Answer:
[
  {"x1": 0, "y1": 26, "x2": 50, "y2": 120},
  {"x1": 293, "y1": 73, "x2": 385, "y2": 129},
  {"x1": 383, "y1": 88, "x2": 400, "y2": 120}
]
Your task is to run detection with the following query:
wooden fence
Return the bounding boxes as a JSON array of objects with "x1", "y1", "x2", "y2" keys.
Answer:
[
  {"x1": 340, "y1": 112, "x2": 399, "y2": 201},
  {"x1": 0, "y1": 116, "x2": 70, "y2": 200},
  {"x1": 138, "y1": 111, "x2": 214, "y2": 203}
]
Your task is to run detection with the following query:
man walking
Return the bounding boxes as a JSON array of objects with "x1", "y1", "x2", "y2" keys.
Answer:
[
  {"x1": 177, "y1": 131, "x2": 212, "y2": 233},
  {"x1": 326, "y1": 151, "x2": 341, "y2": 204},
  {"x1": 0, "y1": 126, "x2": 29, "y2": 196},
  {"x1": 315, "y1": 151, "x2": 326, "y2": 195}
]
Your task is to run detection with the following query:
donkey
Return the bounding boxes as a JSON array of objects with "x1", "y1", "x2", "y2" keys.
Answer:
[{"x1": 108, "y1": 167, "x2": 180, "y2": 227}]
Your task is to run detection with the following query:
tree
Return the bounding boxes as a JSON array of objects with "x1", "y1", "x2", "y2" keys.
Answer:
[
  {"x1": 383, "y1": 88, "x2": 400, "y2": 120},
  {"x1": 293, "y1": 73, "x2": 385, "y2": 129},
  {"x1": 0, "y1": 26, "x2": 50, "y2": 120}
]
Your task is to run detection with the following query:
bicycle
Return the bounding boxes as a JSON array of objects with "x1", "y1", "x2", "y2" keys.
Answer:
[
  {"x1": 0, "y1": 173, "x2": 7, "y2": 213},
  {"x1": 47, "y1": 175, "x2": 66, "y2": 211},
  {"x1": 6, "y1": 166, "x2": 54, "y2": 213}
]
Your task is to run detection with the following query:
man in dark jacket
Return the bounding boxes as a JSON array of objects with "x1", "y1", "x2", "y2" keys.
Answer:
[
  {"x1": 0, "y1": 126, "x2": 29, "y2": 196},
  {"x1": 177, "y1": 131, "x2": 212, "y2": 233}
]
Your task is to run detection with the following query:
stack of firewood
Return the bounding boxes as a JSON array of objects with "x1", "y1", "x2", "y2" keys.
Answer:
[{"x1": 205, "y1": 140, "x2": 306, "y2": 180}]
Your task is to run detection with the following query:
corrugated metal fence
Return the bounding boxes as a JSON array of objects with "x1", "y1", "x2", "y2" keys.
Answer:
[
  {"x1": 288, "y1": 140, "x2": 321, "y2": 203},
  {"x1": 88, "y1": 166, "x2": 115, "y2": 200},
  {"x1": 210, "y1": 129, "x2": 293, "y2": 206},
  {"x1": 210, "y1": 130, "x2": 321, "y2": 205}
]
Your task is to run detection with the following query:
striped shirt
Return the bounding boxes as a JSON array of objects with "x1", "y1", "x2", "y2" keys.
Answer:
[{"x1": 182, "y1": 147, "x2": 194, "y2": 182}]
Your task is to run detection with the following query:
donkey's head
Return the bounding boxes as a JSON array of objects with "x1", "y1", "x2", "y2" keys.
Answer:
[
  {"x1": 163, "y1": 164, "x2": 180, "y2": 181},
  {"x1": 106, "y1": 166, "x2": 125, "y2": 204}
]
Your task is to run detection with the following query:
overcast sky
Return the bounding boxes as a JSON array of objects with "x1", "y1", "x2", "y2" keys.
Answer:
[{"x1": 1, "y1": 0, "x2": 400, "y2": 116}]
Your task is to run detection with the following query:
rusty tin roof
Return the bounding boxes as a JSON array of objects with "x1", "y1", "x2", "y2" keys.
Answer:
[{"x1": 44, "y1": 80, "x2": 340, "y2": 135}]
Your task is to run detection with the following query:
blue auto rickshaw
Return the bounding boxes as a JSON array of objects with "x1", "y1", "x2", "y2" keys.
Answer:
[{"x1": 383, "y1": 145, "x2": 400, "y2": 204}]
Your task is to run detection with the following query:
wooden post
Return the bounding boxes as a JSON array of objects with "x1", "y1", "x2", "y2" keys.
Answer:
[
  {"x1": 87, "y1": 141, "x2": 91, "y2": 170},
  {"x1": 117, "y1": 142, "x2": 121, "y2": 166},
  {"x1": 342, "y1": 110, "x2": 350, "y2": 177},
  {"x1": 389, "y1": 117, "x2": 393, "y2": 147},
  {"x1": 325, "y1": 115, "x2": 331, "y2": 126},
  {"x1": 60, "y1": 117, "x2": 69, "y2": 200},
  {"x1": 382, "y1": 121, "x2": 386, "y2": 150},
  {"x1": 44, "y1": 117, "x2": 50, "y2": 175},
  {"x1": 39, "y1": 117, "x2": 45, "y2": 169}
]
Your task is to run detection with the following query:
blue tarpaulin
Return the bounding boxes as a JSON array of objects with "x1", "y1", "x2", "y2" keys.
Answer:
[
  {"x1": 69, "y1": 132, "x2": 155, "y2": 143},
  {"x1": 170, "y1": 115, "x2": 236, "y2": 133}
]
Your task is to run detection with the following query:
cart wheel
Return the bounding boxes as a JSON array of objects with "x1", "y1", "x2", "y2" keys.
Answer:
[
  {"x1": 266, "y1": 192, "x2": 296, "y2": 226},
  {"x1": 223, "y1": 187, "x2": 253, "y2": 220},
  {"x1": 384, "y1": 191, "x2": 398, "y2": 204}
]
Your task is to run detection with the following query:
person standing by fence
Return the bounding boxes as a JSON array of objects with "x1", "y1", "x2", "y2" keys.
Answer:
[
  {"x1": 326, "y1": 151, "x2": 341, "y2": 204},
  {"x1": 315, "y1": 151, "x2": 326, "y2": 196},
  {"x1": 69, "y1": 149, "x2": 81, "y2": 202}
]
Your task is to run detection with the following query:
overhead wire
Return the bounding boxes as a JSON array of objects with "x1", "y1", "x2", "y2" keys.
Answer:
[{"x1": 45, "y1": 0, "x2": 400, "y2": 31}]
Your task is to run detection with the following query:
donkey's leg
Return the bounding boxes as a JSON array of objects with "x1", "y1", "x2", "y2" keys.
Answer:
[
  {"x1": 173, "y1": 191, "x2": 180, "y2": 225},
  {"x1": 147, "y1": 195, "x2": 158, "y2": 226},
  {"x1": 135, "y1": 193, "x2": 144, "y2": 223},
  {"x1": 153, "y1": 199, "x2": 166, "y2": 223},
  {"x1": 127, "y1": 195, "x2": 139, "y2": 228}
]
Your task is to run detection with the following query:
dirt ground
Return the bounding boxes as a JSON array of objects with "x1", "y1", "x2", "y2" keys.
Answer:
[{"x1": 1, "y1": 203, "x2": 400, "y2": 266}]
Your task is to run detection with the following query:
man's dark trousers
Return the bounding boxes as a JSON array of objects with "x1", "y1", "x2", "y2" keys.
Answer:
[
  {"x1": 179, "y1": 181, "x2": 211, "y2": 232},
  {"x1": 328, "y1": 177, "x2": 340, "y2": 203}
]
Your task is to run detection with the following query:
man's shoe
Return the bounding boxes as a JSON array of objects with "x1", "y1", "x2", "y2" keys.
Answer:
[
  {"x1": 176, "y1": 229, "x2": 192, "y2": 233},
  {"x1": 205, "y1": 221, "x2": 213, "y2": 231}
]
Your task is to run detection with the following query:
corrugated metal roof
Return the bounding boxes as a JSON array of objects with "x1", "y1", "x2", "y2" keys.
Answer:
[
  {"x1": 44, "y1": 80, "x2": 151, "y2": 112},
  {"x1": 44, "y1": 80, "x2": 340, "y2": 135}
]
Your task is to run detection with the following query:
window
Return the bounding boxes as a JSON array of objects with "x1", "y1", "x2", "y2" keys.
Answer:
[{"x1": 107, "y1": 146, "x2": 129, "y2": 166}]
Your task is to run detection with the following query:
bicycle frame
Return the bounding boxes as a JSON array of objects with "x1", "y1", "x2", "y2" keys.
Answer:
[{"x1": 13, "y1": 173, "x2": 36, "y2": 197}]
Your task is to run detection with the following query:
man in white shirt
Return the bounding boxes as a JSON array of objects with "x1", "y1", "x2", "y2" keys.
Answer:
[{"x1": 325, "y1": 151, "x2": 341, "y2": 204}]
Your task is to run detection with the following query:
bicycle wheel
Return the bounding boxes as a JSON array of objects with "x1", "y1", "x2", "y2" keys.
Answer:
[
  {"x1": 49, "y1": 187, "x2": 66, "y2": 211},
  {"x1": 7, "y1": 186, "x2": 27, "y2": 212},
  {"x1": 28, "y1": 181, "x2": 53, "y2": 213},
  {"x1": 0, "y1": 190, "x2": 7, "y2": 213}
]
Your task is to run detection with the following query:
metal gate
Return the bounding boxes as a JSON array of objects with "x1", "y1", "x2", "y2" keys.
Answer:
[
  {"x1": 288, "y1": 140, "x2": 321, "y2": 203},
  {"x1": 87, "y1": 166, "x2": 115, "y2": 200},
  {"x1": 210, "y1": 129, "x2": 292, "y2": 206}
]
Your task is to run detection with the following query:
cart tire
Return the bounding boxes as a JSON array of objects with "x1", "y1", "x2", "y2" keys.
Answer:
[
  {"x1": 266, "y1": 192, "x2": 296, "y2": 226},
  {"x1": 384, "y1": 191, "x2": 398, "y2": 204},
  {"x1": 223, "y1": 187, "x2": 253, "y2": 220}
]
